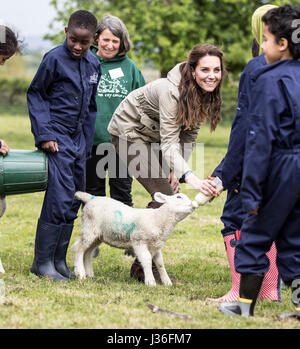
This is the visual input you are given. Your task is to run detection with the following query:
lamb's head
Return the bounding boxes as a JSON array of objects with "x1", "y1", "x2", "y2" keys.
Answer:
[{"x1": 153, "y1": 192, "x2": 194, "y2": 219}]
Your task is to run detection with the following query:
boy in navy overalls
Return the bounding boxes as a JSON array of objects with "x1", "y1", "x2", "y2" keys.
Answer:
[
  {"x1": 27, "y1": 10, "x2": 101, "y2": 281},
  {"x1": 208, "y1": 5, "x2": 281, "y2": 303},
  {"x1": 220, "y1": 4, "x2": 300, "y2": 319}
]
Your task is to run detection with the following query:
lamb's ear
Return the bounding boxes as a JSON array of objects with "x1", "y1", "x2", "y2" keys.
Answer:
[{"x1": 153, "y1": 192, "x2": 168, "y2": 203}]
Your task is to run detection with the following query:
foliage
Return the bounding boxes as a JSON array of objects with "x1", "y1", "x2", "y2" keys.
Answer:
[
  {"x1": 46, "y1": 0, "x2": 291, "y2": 77},
  {"x1": 220, "y1": 76, "x2": 239, "y2": 123},
  {"x1": 0, "y1": 78, "x2": 30, "y2": 107},
  {"x1": 0, "y1": 55, "x2": 28, "y2": 79}
]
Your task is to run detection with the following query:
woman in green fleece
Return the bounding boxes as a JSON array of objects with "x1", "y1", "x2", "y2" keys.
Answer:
[{"x1": 86, "y1": 14, "x2": 146, "y2": 206}]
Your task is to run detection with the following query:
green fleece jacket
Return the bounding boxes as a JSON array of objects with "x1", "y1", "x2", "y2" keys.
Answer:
[{"x1": 90, "y1": 45, "x2": 146, "y2": 145}]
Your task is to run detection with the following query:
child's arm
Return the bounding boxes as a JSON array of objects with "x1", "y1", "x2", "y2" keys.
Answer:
[
  {"x1": 27, "y1": 54, "x2": 57, "y2": 148},
  {"x1": 241, "y1": 75, "x2": 284, "y2": 214}
]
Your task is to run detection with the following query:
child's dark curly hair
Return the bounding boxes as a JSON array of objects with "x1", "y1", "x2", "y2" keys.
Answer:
[
  {"x1": 68, "y1": 10, "x2": 98, "y2": 33},
  {"x1": 262, "y1": 4, "x2": 300, "y2": 60},
  {"x1": 0, "y1": 25, "x2": 21, "y2": 56}
]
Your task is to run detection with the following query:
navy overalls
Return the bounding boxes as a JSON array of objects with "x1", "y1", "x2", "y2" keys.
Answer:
[
  {"x1": 212, "y1": 54, "x2": 266, "y2": 236},
  {"x1": 235, "y1": 59, "x2": 300, "y2": 285},
  {"x1": 27, "y1": 39, "x2": 101, "y2": 225}
]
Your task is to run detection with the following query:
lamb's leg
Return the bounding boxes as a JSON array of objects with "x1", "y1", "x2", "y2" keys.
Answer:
[
  {"x1": 133, "y1": 245, "x2": 156, "y2": 286},
  {"x1": 73, "y1": 239, "x2": 87, "y2": 279},
  {"x1": 84, "y1": 241, "x2": 101, "y2": 277},
  {"x1": 0, "y1": 258, "x2": 4, "y2": 274},
  {"x1": 153, "y1": 250, "x2": 172, "y2": 286}
]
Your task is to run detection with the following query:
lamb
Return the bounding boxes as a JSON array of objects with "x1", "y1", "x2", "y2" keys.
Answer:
[{"x1": 73, "y1": 191, "x2": 195, "y2": 286}]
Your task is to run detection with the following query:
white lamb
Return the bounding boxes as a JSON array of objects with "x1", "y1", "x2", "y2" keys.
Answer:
[{"x1": 73, "y1": 191, "x2": 195, "y2": 286}]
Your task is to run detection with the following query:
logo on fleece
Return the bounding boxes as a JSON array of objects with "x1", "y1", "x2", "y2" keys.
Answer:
[
  {"x1": 89, "y1": 72, "x2": 99, "y2": 84},
  {"x1": 97, "y1": 73, "x2": 128, "y2": 98}
]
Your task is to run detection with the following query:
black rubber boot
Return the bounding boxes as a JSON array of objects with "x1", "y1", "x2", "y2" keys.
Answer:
[
  {"x1": 219, "y1": 273, "x2": 264, "y2": 317},
  {"x1": 30, "y1": 219, "x2": 68, "y2": 282},
  {"x1": 280, "y1": 281, "x2": 300, "y2": 320},
  {"x1": 54, "y1": 223, "x2": 76, "y2": 279}
]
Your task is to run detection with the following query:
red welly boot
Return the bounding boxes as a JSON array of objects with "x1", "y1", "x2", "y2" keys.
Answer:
[
  {"x1": 259, "y1": 242, "x2": 281, "y2": 301},
  {"x1": 207, "y1": 231, "x2": 281, "y2": 302},
  {"x1": 207, "y1": 231, "x2": 240, "y2": 302}
]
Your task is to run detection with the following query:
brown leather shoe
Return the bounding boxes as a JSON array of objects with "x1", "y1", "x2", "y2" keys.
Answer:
[
  {"x1": 130, "y1": 258, "x2": 177, "y2": 285},
  {"x1": 130, "y1": 258, "x2": 150, "y2": 282}
]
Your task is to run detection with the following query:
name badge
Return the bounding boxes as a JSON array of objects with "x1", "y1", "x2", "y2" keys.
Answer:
[{"x1": 109, "y1": 67, "x2": 124, "y2": 79}]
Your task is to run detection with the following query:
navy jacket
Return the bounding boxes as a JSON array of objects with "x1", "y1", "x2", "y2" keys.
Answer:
[
  {"x1": 241, "y1": 59, "x2": 300, "y2": 212},
  {"x1": 212, "y1": 54, "x2": 266, "y2": 190},
  {"x1": 27, "y1": 39, "x2": 102, "y2": 157}
]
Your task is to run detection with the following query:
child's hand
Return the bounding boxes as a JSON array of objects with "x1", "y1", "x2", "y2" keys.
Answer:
[
  {"x1": 248, "y1": 207, "x2": 259, "y2": 215},
  {"x1": 207, "y1": 176, "x2": 224, "y2": 196},
  {"x1": 0, "y1": 139, "x2": 9, "y2": 155},
  {"x1": 41, "y1": 141, "x2": 59, "y2": 152}
]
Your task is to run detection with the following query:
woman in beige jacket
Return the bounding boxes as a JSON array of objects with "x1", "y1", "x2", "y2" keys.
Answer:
[{"x1": 108, "y1": 43, "x2": 225, "y2": 281}]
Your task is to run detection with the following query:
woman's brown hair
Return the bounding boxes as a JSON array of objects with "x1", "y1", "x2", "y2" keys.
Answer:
[
  {"x1": 0, "y1": 25, "x2": 21, "y2": 56},
  {"x1": 177, "y1": 44, "x2": 225, "y2": 131}
]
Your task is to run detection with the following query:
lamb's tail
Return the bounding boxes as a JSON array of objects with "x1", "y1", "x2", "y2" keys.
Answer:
[{"x1": 75, "y1": 191, "x2": 93, "y2": 203}]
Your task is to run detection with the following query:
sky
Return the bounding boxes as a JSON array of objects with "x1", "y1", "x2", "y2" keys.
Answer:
[{"x1": 0, "y1": 0, "x2": 57, "y2": 37}]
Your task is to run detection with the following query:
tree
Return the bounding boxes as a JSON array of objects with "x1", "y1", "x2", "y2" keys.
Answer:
[{"x1": 46, "y1": 0, "x2": 290, "y2": 77}]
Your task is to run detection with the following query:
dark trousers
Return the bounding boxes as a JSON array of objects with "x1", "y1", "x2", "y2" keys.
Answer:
[
  {"x1": 235, "y1": 150, "x2": 300, "y2": 285},
  {"x1": 86, "y1": 144, "x2": 133, "y2": 206},
  {"x1": 111, "y1": 135, "x2": 173, "y2": 208},
  {"x1": 220, "y1": 190, "x2": 246, "y2": 236},
  {"x1": 40, "y1": 125, "x2": 85, "y2": 225}
]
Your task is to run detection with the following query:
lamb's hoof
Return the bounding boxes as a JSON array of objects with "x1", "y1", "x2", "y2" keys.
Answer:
[
  {"x1": 85, "y1": 272, "x2": 94, "y2": 278},
  {"x1": 162, "y1": 278, "x2": 173, "y2": 286},
  {"x1": 74, "y1": 271, "x2": 86, "y2": 280},
  {"x1": 145, "y1": 279, "x2": 156, "y2": 287}
]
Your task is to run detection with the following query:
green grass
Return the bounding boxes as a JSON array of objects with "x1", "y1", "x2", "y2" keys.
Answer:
[{"x1": 0, "y1": 113, "x2": 298, "y2": 329}]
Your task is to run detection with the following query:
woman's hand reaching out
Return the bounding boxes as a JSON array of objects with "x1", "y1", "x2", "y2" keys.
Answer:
[{"x1": 185, "y1": 172, "x2": 221, "y2": 197}]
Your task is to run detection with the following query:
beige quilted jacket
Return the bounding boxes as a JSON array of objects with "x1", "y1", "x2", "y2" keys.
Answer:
[{"x1": 108, "y1": 63, "x2": 200, "y2": 178}]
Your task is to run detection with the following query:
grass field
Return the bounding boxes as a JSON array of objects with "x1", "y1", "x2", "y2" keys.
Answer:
[{"x1": 0, "y1": 114, "x2": 298, "y2": 330}]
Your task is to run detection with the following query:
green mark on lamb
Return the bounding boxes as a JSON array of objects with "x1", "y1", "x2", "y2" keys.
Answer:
[{"x1": 112, "y1": 210, "x2": 137, "y2": 240}]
